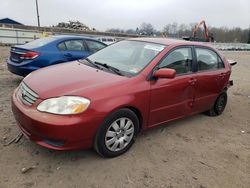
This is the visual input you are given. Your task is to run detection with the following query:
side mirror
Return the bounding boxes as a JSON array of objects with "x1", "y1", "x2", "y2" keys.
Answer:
[{"x1": 153, "y1": 68, "x2": 176, "y2": 79}]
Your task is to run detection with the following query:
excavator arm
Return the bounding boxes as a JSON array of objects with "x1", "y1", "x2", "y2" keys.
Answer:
[
  {"x1": 182, "y1": 20, "x2": 215, "y2": 42},
  {"x1": 193, "y1": 20, "x2": 210, "y2": 41}
]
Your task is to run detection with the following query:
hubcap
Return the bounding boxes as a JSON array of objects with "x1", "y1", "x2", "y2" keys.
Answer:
[{"x1": 105, "y1": 118, "x2": 134, "y2": 152}]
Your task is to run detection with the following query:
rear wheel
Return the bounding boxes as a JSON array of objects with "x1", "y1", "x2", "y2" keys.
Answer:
[
  {"x1": 204, "y1": 91, "x2": 227, "y2": 116},
  {"x1": 94, "y1": 108, "x2": 139, "y2": 158}
]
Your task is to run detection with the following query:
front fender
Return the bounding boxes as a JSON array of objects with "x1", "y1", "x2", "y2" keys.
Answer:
[{"x1": 91, "y1": 92, "x2": 150, "y2": 130}]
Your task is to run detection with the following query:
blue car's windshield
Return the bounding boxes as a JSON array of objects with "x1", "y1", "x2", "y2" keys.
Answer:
[
  {"x1": 22, "y1": 37, "x2": 57, "y2": 48},
  {"x1": 87, "y1": 40, "x2": 166, "y2": 76}
]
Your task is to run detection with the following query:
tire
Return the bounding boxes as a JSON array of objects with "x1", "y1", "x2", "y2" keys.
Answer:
[
  {"x1": 204, "y1": 91, "x2": 227, "y2": 116},
  {"x1": 94, "y1": 108, "x2": 139, "y2": 158}
]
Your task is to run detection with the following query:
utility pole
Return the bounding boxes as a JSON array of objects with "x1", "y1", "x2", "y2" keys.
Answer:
[{"x1": 35, "y1": 0, "x2": 40, "y2": 27}]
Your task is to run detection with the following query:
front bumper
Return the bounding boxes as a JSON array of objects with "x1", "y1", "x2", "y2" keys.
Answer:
[{"x1": 11, "y1": 89, "x2": 105, "y2": 150}]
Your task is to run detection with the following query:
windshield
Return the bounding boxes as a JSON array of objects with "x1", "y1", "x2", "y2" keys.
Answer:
[
  {"x1": 22, "y1": 37, "x2": 57, "y2": 48},
  {"x1": 87, "y1": 40, "x2": 166, "y2": 76}
]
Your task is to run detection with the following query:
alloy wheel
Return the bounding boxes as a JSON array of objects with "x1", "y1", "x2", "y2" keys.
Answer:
[{"x1": 105, "y1": 118, "x2": 134, "y2": 152}]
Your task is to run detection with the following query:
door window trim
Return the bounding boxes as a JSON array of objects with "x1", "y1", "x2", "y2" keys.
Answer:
[
  {"x1": 148, "y1": 45, "x2": 196, "y2": 80},
  {"x1": 193, "y1": 46, "x2": 225, "y2": 73}
]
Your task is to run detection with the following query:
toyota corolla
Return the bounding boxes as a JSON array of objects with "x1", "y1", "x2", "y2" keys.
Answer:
[{"x1": 11, "y1": 38, "x2": 234, "y2": 157}]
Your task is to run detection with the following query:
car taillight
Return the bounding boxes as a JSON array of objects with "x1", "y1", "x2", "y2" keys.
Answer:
[{"x1": 20, "y1": 51, "x2": 40, "y2": 60}]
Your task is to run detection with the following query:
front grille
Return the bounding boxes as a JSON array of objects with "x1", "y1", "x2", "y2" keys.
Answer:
[{"x1": 18, "y1": 82, "x2": 39, "y2": 106}]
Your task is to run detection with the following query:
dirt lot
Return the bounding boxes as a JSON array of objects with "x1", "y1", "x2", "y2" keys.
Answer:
[{"x1": 0, "y1": 46, "x2": 249, "y2": 188}]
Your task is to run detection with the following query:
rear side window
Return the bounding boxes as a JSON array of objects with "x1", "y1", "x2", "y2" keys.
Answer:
[
  {"x1": 85, "y1": 40, "x2": 106, "y2": 52},
  {"x1": 58, "y1": 42, "x2": 67, "y2": 51},
  {"x1": 196, "y1": 48, "x2": 225, "y2": 71},
  {"x1": 158, "y1": 47, "x2": 193, "y2": 75},
  {"x1": 63, "y1": 40, "x2": 86, "y2": 51}
]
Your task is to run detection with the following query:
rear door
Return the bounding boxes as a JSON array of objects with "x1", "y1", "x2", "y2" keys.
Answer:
[
  {"x1": 149, "y1": 46, "x2": 196, "y2": 127},
  {"x1": 192, "y1": 47, "x2": 229, "y2": 113},
  {"x1": 58, "y1": 39, "x2": 90, "y2": 61}
]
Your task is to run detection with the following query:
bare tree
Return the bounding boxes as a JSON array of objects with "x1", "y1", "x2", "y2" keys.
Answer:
[{"x1": 139, "y1": 23, "x2": 155, "y2": 36}]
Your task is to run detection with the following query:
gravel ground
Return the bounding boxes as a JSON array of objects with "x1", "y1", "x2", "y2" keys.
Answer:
[{"x1": 0, "y1": 46, "x2": 249, "y2": 188}]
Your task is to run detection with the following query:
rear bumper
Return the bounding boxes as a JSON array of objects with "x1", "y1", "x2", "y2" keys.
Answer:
[
  {"x1": 7, "y1": 59, "x2": 38, "y2": 76},
  {"x1": 11, "y1": 89, "x2": 105, "y2": 150}
]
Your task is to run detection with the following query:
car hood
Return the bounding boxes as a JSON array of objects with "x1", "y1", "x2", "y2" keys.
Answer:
[{"x1": 23, "y1": 61, "x2": 128, "y2": 99}]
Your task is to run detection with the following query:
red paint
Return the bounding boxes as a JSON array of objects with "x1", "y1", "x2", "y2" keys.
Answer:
[
  {"x1": 11, "y1": 38, "x2": 232, "y2": 150},
  {"x1": 153, "y1": 68, "x2": 176, "y2": 79}
]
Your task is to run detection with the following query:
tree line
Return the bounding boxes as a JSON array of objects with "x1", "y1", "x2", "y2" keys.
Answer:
[{"x1": 106, "y1": 22, "x2": 250, "y2": 43}]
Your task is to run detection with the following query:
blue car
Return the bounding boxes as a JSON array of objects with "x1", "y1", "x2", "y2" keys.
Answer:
[{"x1": 7, "y1": 35, "x2": 107, "y2": 76}]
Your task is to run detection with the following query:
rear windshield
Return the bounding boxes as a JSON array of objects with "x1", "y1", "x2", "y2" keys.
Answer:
[{"x1": 22, "y1": 37, "x2": 57, "y2": 48}]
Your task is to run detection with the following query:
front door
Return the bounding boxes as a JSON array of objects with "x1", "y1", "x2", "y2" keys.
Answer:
[{"x1": 148, "y1": 47, "x2": 196, "y2": 127}]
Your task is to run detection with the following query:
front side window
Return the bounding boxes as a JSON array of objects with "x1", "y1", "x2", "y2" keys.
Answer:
[
  {"x1": 158, "y1": 47, "x2": 193, "y2": 75},
  {"x1": 85, "y1": 40, "x2": 106, "y2": 52},
  {"x1": 196, "y1": 48, "x2": 224, "y2": 71},
  {"x1": 86, "y1": 40, "x2": 166, "y2": 75},
  {"x1": 64, "y1": 40, "x2": 85, "y2": 51}
]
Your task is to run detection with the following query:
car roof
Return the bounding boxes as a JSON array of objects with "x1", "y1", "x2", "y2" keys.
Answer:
[
  {"x1": 49, "y1": 35, "x2": 107, "y2": 45},
  {"x1": 129, "y1": 37, "x2": 209, "y2": 47},
  {"x1": 52, "y1": 35, "x2": 94, "y2": 40}
]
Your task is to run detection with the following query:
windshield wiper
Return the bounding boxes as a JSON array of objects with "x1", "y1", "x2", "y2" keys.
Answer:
[
  {"x1": 79, "y1": 58, "x2": 124, "y2": 76},
  {"x1": 94, "y1": 62, "x2": 124, "y2": 76},
  {"x1": 79, "y1": 58, "x2": 102, "y2": 70}
]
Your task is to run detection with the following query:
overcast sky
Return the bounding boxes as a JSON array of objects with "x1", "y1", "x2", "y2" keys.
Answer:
[{"x1": 0, "y1": 0, "x2": 249, "y2": 31}]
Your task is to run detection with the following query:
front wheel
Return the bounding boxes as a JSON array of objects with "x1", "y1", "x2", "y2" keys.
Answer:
[
  {"x1": 204, "y1": 91, "x2": 227, "y2": 116},
  {"x1": 94, "y1": 109, "x2": 139, "y2": 158}
]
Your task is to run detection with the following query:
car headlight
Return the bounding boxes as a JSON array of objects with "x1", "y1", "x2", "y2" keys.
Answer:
[{"x1": 37, "y1": 96, "x2": 90, "y2": 115}]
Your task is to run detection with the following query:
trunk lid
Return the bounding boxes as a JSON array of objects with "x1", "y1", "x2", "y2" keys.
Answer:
[{"x1": 10, "y1": 45, "x2": 38, "y2": 63}]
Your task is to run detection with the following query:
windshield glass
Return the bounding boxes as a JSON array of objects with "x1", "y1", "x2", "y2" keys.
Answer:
[
  {"x1": 87, "y1": 40, "x2": 166, "y2": 75},
  {"x1": 22, "y1": 37, "x2": 57, "y2": 48}
]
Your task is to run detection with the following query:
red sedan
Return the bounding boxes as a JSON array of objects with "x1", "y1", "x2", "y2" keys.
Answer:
[{"x1": 12, "y1": 38, "x2": 233, "y2": 157}]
